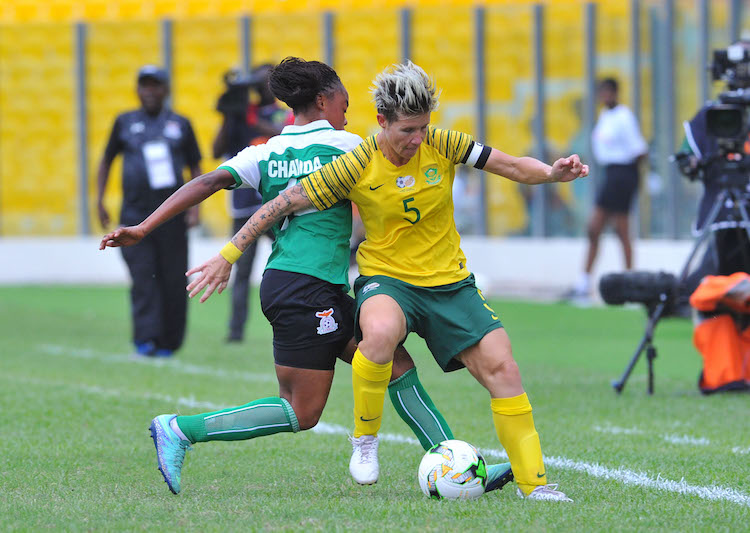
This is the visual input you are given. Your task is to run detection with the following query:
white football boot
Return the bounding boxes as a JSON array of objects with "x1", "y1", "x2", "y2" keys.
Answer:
[
  {"x1": 349, "y1": 435, "x2": 380, "y2": 485},
  {"x1": 517, "y1": 483, "x2": 573, "y2": 502}
]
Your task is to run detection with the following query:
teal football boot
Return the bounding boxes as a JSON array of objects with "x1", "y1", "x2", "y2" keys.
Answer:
[
  {"x1": 149, "y1": 414, "x2": 191, "y2": 494},
  {"x1": 484, "y1": 462, "x2": 514, "y2": 493}
]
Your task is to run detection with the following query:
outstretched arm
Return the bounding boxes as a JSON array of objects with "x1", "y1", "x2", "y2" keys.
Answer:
[
  {"x1": 99, "y1": 169, "x2": 234, "y2": 249},
  {"x1": 233, "y1": 183, "x2": 312, "y2": 253},
  {"x1": 482, "y1": 148, "x2": 589, "y2": 184},
  {"x1": 185, "y1": 183, "x2": 314, "y2": 302}
]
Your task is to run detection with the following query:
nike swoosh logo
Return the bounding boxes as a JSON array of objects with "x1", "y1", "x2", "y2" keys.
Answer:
[
  {"x1": 369, "y1": 184, "x2": 384, "y2": 190},
  {"x1": 537, "y1": 472, "x2": 546, "y2": 478},
  {"x1": 360, "y1": 416, "x2": 381, "y2": 422}
]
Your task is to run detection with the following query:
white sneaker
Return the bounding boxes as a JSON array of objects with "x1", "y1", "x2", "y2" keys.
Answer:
[
  {"x1": 349, "y1": 435, "x2": 379, "y2": 485},
  {"x1": 517, "y1": 484, "x2": 573, "y2": 502}
]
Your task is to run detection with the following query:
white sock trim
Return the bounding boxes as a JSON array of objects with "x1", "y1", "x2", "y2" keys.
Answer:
[{"x1": 170, "y1": 417, "x2": 189, "y2": 441}]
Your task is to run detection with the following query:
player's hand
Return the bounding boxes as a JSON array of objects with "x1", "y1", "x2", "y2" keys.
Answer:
[
  {"x1": 186, "y1": 254, "x2": 232, "y2": 303},
  {"x1": 99, "y1": 225, "x2": 146, "y2": 249},
  {"x1": 550, "y1": 154, "x2": 589, "y2": 183}
]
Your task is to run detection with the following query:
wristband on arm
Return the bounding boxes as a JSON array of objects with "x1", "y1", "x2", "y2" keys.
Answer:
[{"x1": 219, "y1": 241, "x2": 243, "y2": 264}]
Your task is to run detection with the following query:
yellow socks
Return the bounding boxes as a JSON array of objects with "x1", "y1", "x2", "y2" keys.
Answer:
[
  {"x1": 491, "y1": 393, "x2": 547, "y2": 495},
  {"x1": 352, "y1": 348, "x2": 392, "y2": 438}
]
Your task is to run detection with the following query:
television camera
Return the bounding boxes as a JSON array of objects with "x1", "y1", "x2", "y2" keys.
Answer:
[
  {"x1": 216, "y1": 68, "x2": 267, "y2": 115},
  {"x1": 675, "y1": 42, "x2": 750, "y2": 183},
  {"x1": 604, "y1": 44, "x2": 750, "y2": 395}
]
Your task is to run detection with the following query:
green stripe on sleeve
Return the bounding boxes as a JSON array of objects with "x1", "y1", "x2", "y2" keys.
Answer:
[{"x1": 218, "y1": 165, "x2": 242, "y2": 190}]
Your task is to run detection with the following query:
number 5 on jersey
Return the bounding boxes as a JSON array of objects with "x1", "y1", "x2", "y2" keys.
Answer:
[{"x1": 402, "y1": 197, "x2": 421, "y2": 224}]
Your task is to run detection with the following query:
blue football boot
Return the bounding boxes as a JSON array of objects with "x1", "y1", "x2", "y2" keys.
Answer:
[{"x1": 149, "y1": 414, "x2": 191, "y2": 494}]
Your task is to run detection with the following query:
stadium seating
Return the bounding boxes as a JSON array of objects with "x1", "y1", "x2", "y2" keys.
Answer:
[
  {"x1": 0, "y1": 24, "x2": 77, "y2": 235},
  {"x1": 0, "y1": 0, "x2": 734, "y2": 236},
  {"x1": 173, "y1": 17, "x2": 240, "y2": 236}
]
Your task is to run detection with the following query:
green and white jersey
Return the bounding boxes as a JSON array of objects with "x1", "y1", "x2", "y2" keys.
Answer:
[{"x1": 219, "y1": 120, "x2": 362, "y2": 289}]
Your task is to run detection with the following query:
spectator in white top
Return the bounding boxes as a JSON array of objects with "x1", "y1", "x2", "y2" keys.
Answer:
[{"x1": 567, "y1": 78, "x2": 648, "y2": 302}]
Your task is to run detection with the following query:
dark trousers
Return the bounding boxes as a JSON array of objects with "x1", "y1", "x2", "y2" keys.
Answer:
[
  {"x1": 228, "y1": 217, "x2": 259, "y2": 340},
  {"x1": 121, "y1": 214, "x2": 188, "y2": 351}
]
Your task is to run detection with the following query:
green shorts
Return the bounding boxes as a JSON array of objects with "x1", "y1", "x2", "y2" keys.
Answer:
[{"x1": 353, "y1": 273, "x2": 503, "y2": 372}]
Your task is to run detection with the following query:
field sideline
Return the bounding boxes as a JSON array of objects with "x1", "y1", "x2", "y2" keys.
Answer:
[{"x1": 2, "y1": 286, "x2": 748, "y2": 531}]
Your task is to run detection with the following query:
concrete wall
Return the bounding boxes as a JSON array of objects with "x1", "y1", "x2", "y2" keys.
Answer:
[{"x1": 0, "y1": 235, "x2": 694, "y2": 301}]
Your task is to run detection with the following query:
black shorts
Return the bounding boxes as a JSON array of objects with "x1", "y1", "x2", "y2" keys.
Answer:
[
  {"x1": 595, "y1": 163, "x2": 639, "y2": 214},
  {"x1": 259, "y1": 269, "x2": 355, "y2": 370}
]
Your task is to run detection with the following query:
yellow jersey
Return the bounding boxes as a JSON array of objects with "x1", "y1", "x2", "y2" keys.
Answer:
[{"x1": 301, "y1": 126, "x2": 475, "y2": 287}]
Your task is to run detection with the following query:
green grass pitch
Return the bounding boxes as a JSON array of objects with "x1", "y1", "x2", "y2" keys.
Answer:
[{"x1": 1, "y1": 285, "x2": 748, "y2": 531}]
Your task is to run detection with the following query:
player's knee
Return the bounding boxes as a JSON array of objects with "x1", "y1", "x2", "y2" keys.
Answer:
[
  {"x1": 483, "y1": 357, "x2": 521, "y2": 388},
  {"x1": 359, "y1": 319, "x2": 402, "y2": 356},
  {"x1": 297, "y1": 414, "x2": 321, "y2": 431},
  {"x1": 292, "y1": 404, "x2": 324, "y2": 431}
]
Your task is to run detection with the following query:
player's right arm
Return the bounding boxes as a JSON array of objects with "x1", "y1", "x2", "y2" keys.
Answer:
[
  {"x1": 185, "y1": 182, "x2": 313, "y2": 302},
  {"x1": 300, "y1": 139, "x2": 372, "y2": 210},
  {"x1": 186, "y1": 140, "x2": 370, "y2": 303},
  {"x1": 99, "y1": 169, "x2": 235, "y2": 249}
]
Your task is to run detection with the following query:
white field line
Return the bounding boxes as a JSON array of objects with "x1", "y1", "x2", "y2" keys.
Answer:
[
  {"x1": 592, "y1": 425, "x2": 644, "y2": 436},
  {"x1": 5, "y1": 373, "x2": 750, "y2": 508},
  {"x1": 662, "y1": 434, "x2": 711, "y2": 446},
  {"x1": 37, "y1": 344, "x2": 276, "y2": 383},
  {"x1": 732, "y1": 447, "x2": 750, "y2": 455},
  {"x1": 593, "y1": 425, "x2": 712, "y2": 447}
]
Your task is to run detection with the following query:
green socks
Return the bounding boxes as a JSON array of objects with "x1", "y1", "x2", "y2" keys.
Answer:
[
  {"x1": 388, "y1": 368, "x2": 454, "y2": 451},
  {"x1": 176, "y1": 397, "x2": 299, "y2": 443}
]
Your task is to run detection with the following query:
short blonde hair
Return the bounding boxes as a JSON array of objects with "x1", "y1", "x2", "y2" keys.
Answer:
[{"x1": 371, "y1": 61, "x2": 440, "y2": 122}]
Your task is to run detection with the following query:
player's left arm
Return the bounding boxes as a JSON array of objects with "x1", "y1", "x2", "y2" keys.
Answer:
[
  {"x1": 431, "y1": 127, "x2": 588, "y2": 184},
  {"x1": 100, "y1": 169, "x2": 235, "y2": 249},
  {"x1": 481, "y1": 148, "x2": 589, "y2": 184}
]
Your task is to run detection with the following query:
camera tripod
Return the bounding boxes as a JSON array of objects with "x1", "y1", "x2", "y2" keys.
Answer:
[{"x1": 612, "y1": 184, "x2": 750, "y2": 394}]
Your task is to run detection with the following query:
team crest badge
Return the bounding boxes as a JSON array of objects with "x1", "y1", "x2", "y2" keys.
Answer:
[
  {"x1": 362, "y1": 282, "x2": 380, "y2": 294},
  {"x1": 396, "y1": 175, "x2": 415, "y2": 188},
  {"x1": 315, "y1": 308, "x2": 339, "y2": 335},
  {"x1": 424, "y1": 167, "x2": 442, "y2": 185}
]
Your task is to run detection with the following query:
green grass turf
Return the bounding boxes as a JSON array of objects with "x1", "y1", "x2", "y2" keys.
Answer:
[{"x1": 1, "y1": 285, "x2": 748, "y2": 531}]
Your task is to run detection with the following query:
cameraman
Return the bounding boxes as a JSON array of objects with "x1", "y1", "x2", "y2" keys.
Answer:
[
  {"x1": 680, "y1": 41, "x2": 750, "y2": 285},
  {"x1": 213, "y1": 64, "x2": 292, "y2": 343}
]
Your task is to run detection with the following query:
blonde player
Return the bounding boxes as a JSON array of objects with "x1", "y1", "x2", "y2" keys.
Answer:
[
  {"x1": 187, "y1": 62, "x2": 588, "y2": 501},
  {"x1": 101, "y1": 58, "x2": 514, "y2": 495}
]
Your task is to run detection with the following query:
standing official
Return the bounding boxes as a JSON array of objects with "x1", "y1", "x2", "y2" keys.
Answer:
[
  {"x1": 96, "y1": 65, "x2": 202, "y2": 357},
  {"x1": 567, "y1": 78, "x2": 648, "y2": 303}
]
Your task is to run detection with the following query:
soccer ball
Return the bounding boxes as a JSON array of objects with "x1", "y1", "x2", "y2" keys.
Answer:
[{"x1": 417, "y1": 439, "x2": 487, "y2": 500}]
